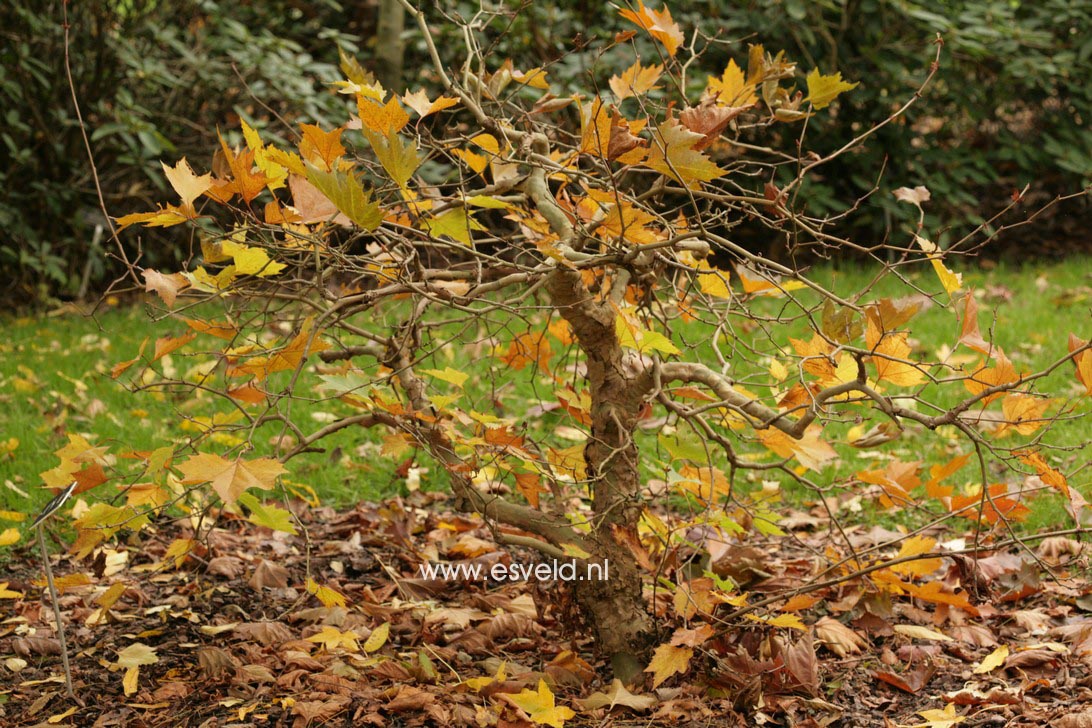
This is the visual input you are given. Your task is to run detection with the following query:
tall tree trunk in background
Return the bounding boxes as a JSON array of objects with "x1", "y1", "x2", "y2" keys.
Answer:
[{"x1": 376, "y1": 0, "x2": 404, "y2": 92}]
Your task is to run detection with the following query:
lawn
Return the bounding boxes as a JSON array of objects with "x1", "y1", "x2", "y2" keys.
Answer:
[{"x1": 1, "y1": 256, "x2": 1089, "y2": 538}]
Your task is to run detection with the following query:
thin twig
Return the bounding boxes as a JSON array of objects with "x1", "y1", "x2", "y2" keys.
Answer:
[{"x1": 37, "y1": 526, "x2": 75, "y2": 700}]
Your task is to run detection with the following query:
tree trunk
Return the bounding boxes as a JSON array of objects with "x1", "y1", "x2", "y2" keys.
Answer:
[
  {"x1": 547, "y1": 269, "x2": 655, "y2": 682},
  {"x1": 375, "y1": 0, "x2": 404, "y2": 92}
]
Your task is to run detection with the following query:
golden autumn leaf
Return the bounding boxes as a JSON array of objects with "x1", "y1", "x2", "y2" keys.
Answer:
[
  {"x1": 307, "y1": 626, "x2": 361, "y2": 652},
  {"x1": 804, "y1": 68, "x2": 859, "y2": 109},
  {"x1": 871, "y1": 331, "x2": 926, "y2": 387},
  {"x1": 504, "y1": 679, "x2": 575, "y2": 728},
  {"x1": 299, "y1": 124, "x2": 346, "y2": 171},
  {"x1": 177, "y1": 453, "x2": 287, "y2": 505},
  {"x1": 963, "y1": 352, "x2": 1019, "y2": 405},
  {"x1": 707, "y1": 58, "x2": 757, "y2": 107},
  {"x1": 306, "y1": 577, "x2": 349, "y2": 608},
  {"x1": 997, "y1": 394, "x2": 1052, "y2": 436},
  {"x1": 618, "y1": 1, "x2": 684, "y2": 56},
  {"x1": 1068, "y1": 333, "x2": 1092, "y2": 395},
  {"x1": 644, "y1": 119, "x2": 726, "y2": 186},
  {"x1": 645, "y1": 643, "x2": 693, "y2": 688},
  {"x1": 610, "y1": 61, "x2": 664, "y2": 100},
  {"x1": 357, "y1": 96, "x2": 409, "y2": 136},
  {"x1": 757, "y1": 425, "x2": 837, "y2": 472},
  {"x1": 162, "y1": 157, "x2": 212, "y2": 207},
  {"x1": 973, "y1": 645, "x2": 1009, "y2": 674}
]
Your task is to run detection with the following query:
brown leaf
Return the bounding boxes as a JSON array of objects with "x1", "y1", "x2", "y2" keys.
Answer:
[
  {"x1": 234, "y1": 621, "x2": 294, "y2": 647},
  {"x1": 815, "y1": 616, "x2": 867, "y2": 657},
  {"x1": 872, "y1": 661, "x2": 936, "y2": 693},
  {"x1": 248, "y1": 558, "x2": 290, "y2": 590},
  {"x1": 206, "y1": 555, "x2": 245, "y2": 579},
  {"x1": 197, "y1": 646, "x2": 237, "y2": 678},
  {"x1": 292, "y1": 696, "x2": 352, "y2": 723},
  {"x1": 386, "y1": 684, "x2": 435, "y2": 712},
  {"x1": 678, "y1": 101, "x2": 746, "y2": 150}
]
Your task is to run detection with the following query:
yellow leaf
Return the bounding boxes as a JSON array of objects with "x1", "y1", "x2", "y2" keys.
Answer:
[
  {"x1": 973, "y1": 645, "x2": 1009, "y2": 674},
  {"x1": 0, "y1": 528, "x2": 20, "y2": 547},
  {"x1": 306, "y1": 577, "x2": 348, "y2": 608},
  {"x1": 363, "y1": 622, "x2": 390, "y2": 652},
  {"x1": 890, "y1": 535, "x2": 942, "y2": 578},
  {"x1": 47, "y1": 706, "x2": 77, "y2": 723},
  {"x1": 618, "y1": 1, "x2": 684, "y2": 57},
  {"x1": 0, "y1": 510, "x2": 25, "y2": 522},
  {"x1": 463, "y1": 661, "x2": 506, "y2": 692},
  {"x1": 421, "y1": 367, "x2": 469, "y2": 388},
  {"x1": 610, "y1": 61, "x2": 664, "y2": 100},
  {"x1": 804, "y1": 68, "x2": 859, "y2": 110},
  {"x1": 916, "y1": 702, "x2": 966, "y2": 727},
  {"x1": 757, "y1": 425, "x2": 838, "y2": 472},
  {"x1": 696, "y1": 266, "x2": 731, "y2": 299},
  {"x1": 299, "y1": 124, "x2": 346, "y2": 170},
  {"x1": 117, "y1": 642, "x2": 159, "y2": 668},
  {"x1": 998, "y1": 394, "x2": 1051, "y2": 436},
  {"x1": 177, "y1": 453, "x2": 286, "y2": 505},
  {"x1": 872, "y1": 330, "x2": 925, "y2": 387},
  {"x1": 307, "y1": 625, "x2": 361, "y2": 652},
  {"x1": 914, "y1": 236, "x2": 963, "y2": 293},
  {"x1": 707, "y1": 59, "x2": 757, "y2": 107},
  {"x1": 162, "y1": 158, "x2": 212, "y2": 207},
  {"x1": 743, "y1": 613, "x2": 807, "y2": 630},
  {"x1": 505, "y1": 679, "x2": 576, "y2": 728},
  {"x1": 511, "y1": 66, "x2": 550, "y2": 89},
  {"x1": 644, "y1": 119, "x2": 726, "y2": 186},
  {"x1": 123, "y1": 666, "x2": 141, "y2": 696},
  {"x1": 645, "y1": 643, "x2": 693, "y2": 689},
  {"x1": 116, "y1": 205, "x2": 193, "y2": 230},
  {"x1": 0, "y1": 582, "x2": 24, "y2": 599},
  {"x1": 214, "y1": 238, "x2": 286, "y2": 278}
]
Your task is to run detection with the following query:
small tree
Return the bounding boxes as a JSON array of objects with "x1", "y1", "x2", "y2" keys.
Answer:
[{"x1": 102, "y1": 2, "x2": 1090, "y2": 683}]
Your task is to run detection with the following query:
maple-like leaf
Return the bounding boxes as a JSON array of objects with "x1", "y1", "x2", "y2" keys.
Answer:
[
  {"x1": 804, "y1": 68, "x2": 859, "y2": 109},
  {"x1": 401, "y1": 89, "x2": 460, "y2": 118},
  {"x1": 162, "y1": 158, "x2": 212, "y2": 207},
  {"x1": 299, "y1": 124, "x2": 346, "y2": 171},
  {"x1": 679, "y1": 101, "x2": 746, "y2": 150},
  {"x1": 304, "y1": 164, "x2": 382, "y2": 230},
  {"x1": 576, "y1": 679, "x2": 657, "y2": 711},
  {"x1": 504, "y1": 679, "x2": 576, "y2": 728},
  {"x1": 706, "y1": 58, "x2": 757, "y2": 107},
  {"x1": 618, "y1": 1, "x2": 685, "y2": 57},
  {"x1": 610, "y1": 61, "x2": 664, "y2": 100},
  {"x1": 644, "y1": 119, "x2": 726, "y2": 186},
  {"x1": 997, "y1": 393, "x2": 1051, "y2": 436},
  {"x1": 645, "y1": 643, "x2": 693, "y2": 689},
  {"x1": 178, "y1": 453, "x2": 286, "y2": 505},
  {"x1": 914, "y1": 703, "x2": 966, "y2": 728},
  {"x1": 757, "y1": 424, "x2": 838, "y2": 472},
  {"x1": 142, "y1": 269, "x2": 189, "y2": 308},
  {"x1": 306, "y1": 625, "x2": 361, "y2": 652},
  {"x1": 357, "y1": 96, "x2": 409, "y2": 136},
  {"x1": 871, "y1": 331, "x2": 926, "y2": 387}
]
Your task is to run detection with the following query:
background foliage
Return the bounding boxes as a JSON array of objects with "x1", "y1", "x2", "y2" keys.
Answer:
[{"x1": 2, "y1": 0, "x2": 1090, "y2": 303}]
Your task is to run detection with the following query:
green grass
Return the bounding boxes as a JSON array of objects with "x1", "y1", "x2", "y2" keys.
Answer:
[{"x1": 1, "y1": 257, "x2": 1089, "y2": 542}]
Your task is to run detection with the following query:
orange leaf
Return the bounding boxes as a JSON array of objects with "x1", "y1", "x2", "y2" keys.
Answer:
[
  {"x1": 152, "y1": 330, "x2": 197, "y2": 362},
  {"x1": 357, "y1": 96, "x2": 409, "y2": 137},
  {"x1": 178, "y1": 453, "x2": 287, "y2": 505},
  {"x1": 644, "y1": 643, "x2": 693, "y2": 688},
  {"x1": 618, "y1": 1, "x2": 685, "y2": 57},
  {"x1": 1068, "y1": 333, "x2": 1092, "y2": 395},
  {"x1": 299, "y1": 124, "x2": 346, "y2": 171}
]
